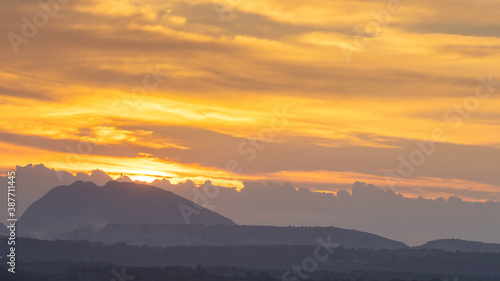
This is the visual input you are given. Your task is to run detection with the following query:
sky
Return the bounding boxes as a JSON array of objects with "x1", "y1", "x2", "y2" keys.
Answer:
[{"x1": 1, "y1": 0, "x2": 500, "y2": 202}]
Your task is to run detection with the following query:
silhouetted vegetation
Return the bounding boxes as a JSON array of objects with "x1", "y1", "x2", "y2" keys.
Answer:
[
  {"x1": 2, "y1": 238, "x2": 500, "y2": 280},
  {"x1": 0, "y1": 262, "x2": 495, "y2": 281}
]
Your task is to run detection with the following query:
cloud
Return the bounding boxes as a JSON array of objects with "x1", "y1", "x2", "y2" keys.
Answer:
[
  {"x1": 2, "y1": 164, "x2": 499, "y2": 246},
  {"x1": 154, "y1": 179, "x2": 500, "y2": 246},
  {"x1": 0, "y1": 85, "x2": 54, "y2": 101}
]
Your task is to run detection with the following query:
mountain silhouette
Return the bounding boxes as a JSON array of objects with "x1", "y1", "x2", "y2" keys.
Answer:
[
  {"x1": 18, "y1": 180, "x2": 235, "y2": 239},
  {"x1": 415, "y1": 238, "x2": 500, "y2": 253},
  {"x1": 53, "y1": 224, "x2": 409, "y2": 249}
]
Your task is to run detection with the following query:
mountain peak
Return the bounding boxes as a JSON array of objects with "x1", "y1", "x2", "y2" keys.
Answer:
[
  {"x1": 103, "y1": 180, "x2": 137, "y2": 188},
  {"x1": 69, "y1": 180, "x2": 99, "y2": 188}
]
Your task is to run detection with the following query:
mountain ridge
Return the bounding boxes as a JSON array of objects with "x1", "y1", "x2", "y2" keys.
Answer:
[{"x1": 54, "y1": 223, "x2": 409, "y2": 249}]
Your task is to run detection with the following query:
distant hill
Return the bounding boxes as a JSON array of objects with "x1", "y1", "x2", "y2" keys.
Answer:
[
  {"x1": 54, "y1": 224, "x2": 409, "y2": 249},
  {"x1": 415, "y1": 239, "x2": 500, "y2": 253},
  {"x1": 18, "y1": 180, "x2": 236, "y2": 239}
]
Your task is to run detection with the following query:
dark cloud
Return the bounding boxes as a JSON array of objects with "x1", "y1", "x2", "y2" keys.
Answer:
[
  {"x1": 403, "y1": 23, "x2": 500, "y2": 38},
  {"x1": 0, "y1": 85, "x2": 54, "y2": 101}
]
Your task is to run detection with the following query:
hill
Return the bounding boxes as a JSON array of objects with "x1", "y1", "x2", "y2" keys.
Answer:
[
  {"x1": 415, "y1": 238, "x2": 500, "y2": 252},
  {"x1": 54, "y1": 224, "x2": 409, "y2": 249}
]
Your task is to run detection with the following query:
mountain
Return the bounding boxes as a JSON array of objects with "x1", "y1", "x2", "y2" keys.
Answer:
[
  {"x1": 58, "y1": 224, "x2": 408, "y2": 249},
  {"x1": 415, "y1": 238, "x2": 500, "y2": 253},
  {"x1": 18, "y1": 180, "x2": 236, "y2": 239}
]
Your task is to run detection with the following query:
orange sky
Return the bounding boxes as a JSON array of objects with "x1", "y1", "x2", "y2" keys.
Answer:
[{"x1": 1, "y1": 0, "x2": 500, "y2": 201}]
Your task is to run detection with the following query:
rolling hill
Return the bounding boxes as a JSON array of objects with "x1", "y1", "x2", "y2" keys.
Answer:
[{"x1": 415, "y1": 238, "x2": 500, "y2": 252}]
